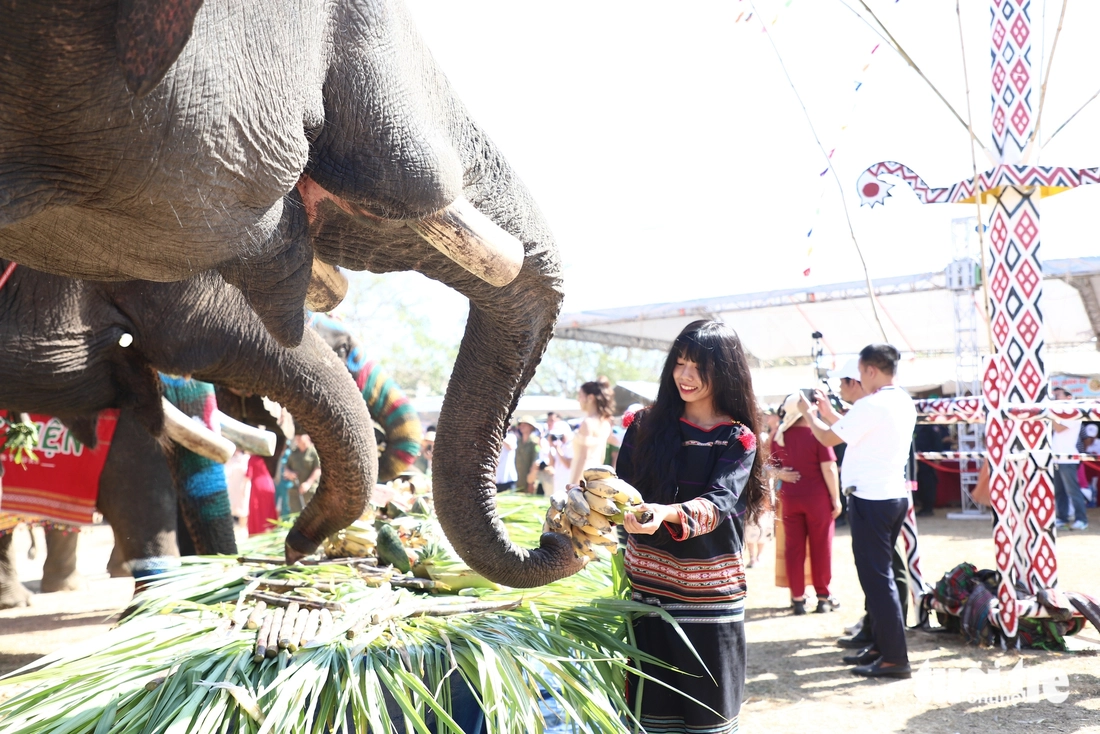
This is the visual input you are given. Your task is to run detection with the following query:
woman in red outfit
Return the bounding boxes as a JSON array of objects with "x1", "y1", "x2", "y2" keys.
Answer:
[
  {"x1": 246, "y1": 454, "x2": 279, "y2": 536},
  {"x1": 772, "y1": 392, "x2": 841, "y2": 614}
]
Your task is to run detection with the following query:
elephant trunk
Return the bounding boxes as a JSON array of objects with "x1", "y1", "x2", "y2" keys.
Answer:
[
  {"x1": 427, "y1": 193, "x2": 583, "y2": 587},
  {"x1": 195, "y1": 327, "x2": 376, "y2": 562}
]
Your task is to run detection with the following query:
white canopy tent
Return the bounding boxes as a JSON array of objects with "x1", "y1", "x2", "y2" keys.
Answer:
[{"x1": 556, "y1": 257, "x2": 1100, "y2": 403}]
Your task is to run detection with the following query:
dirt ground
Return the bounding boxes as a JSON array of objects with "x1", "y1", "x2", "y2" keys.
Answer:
[{"x1": 2, "y1": 513, "x2": 1099, "y2": 733}]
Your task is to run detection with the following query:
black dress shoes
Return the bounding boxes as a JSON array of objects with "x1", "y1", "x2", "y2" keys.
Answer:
[
  {"x1": 851, "y1": 660, "x2": 912, "y2": 679},
  {"x1": 842, "y1": 647, "x2": 880, "y2": 666},
  {"x1": 792, "y1": 600, "x2": 807, "y2": 615},
  {"x1": 837, "y1": 631, "x2": 873, "y2": 649}
]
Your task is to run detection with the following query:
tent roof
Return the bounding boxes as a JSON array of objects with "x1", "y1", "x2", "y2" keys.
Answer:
[
  {"x1": 557, "y1": 256, "x2": 1100, "y2": 363},
  {"x1": 557, "y1": 257, "x2": 1100, "y2": 402}
]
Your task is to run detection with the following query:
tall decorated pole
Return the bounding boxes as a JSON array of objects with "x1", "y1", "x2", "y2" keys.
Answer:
[
  {"x1": 855, "y1": 0, "x2": 1100, "y2": 639},
  {"x1": 982, "y1": 0, "x2": 1049, "y2": 640}
]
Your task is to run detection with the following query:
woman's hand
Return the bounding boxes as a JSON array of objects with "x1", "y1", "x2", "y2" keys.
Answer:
[
  {"x1": 831, "y1": 497, "x2": 842, "y2": 519},
  {"x1": 775, "y1": 467, "x2": 801, "y2": 483},
  {"x1": 623, "y1": 503, "x2": 671, "y2": 535}
]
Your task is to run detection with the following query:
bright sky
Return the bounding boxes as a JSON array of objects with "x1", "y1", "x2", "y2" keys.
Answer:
[{"x1": 358, "y1": 0, "x2": 1100, "y2": 344}]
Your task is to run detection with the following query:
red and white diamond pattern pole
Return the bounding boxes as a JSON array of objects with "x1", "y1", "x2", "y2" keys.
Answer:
[
  {"x1": 851, "y1": 0, "x2": 1100, "y2": 640},
  {"x1": 982, "y1": 0, "x2": 1054, "y2": 640}
]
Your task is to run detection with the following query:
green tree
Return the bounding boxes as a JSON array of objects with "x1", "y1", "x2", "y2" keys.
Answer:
[
  {"x1": 528, "y1": 338, "x2": 665, "y2": 397},
  {"x1": 335, "y1": 272, "x2": 463, "y2": 396}
]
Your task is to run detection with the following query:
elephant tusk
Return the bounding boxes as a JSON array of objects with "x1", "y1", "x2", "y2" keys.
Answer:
[
  {"x1": 161, "y1": 397, "x2": 236, "y2": 464},
  {"x1": 408, "y1": 198, "x2": 524, "y2": 287},
  {"x1": 213, "y1": 410, "x2": 278, "y2": 457},
  {"x1": 305, "y1": 259, "x2": 349, "y2": 312}
]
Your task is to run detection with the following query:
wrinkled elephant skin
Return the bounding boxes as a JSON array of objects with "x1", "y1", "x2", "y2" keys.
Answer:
[
  {"x1": 1, "y1": 0, "x2": 577, "y2": 587},
  {"x1": 0, "y1": 267, "x2": 377, "y2": 564}
]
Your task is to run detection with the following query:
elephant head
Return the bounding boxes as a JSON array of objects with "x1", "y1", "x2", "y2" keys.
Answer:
[{"x1": 0, "y1": 0, "x2": 580, "y2": 586}]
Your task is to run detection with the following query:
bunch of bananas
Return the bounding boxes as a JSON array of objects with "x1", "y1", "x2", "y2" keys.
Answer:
[
  {"x1": 544, "y1": 465, "x2": 651, "y2": 561},
  {"x1": 323, "y1": 519, "x2": 378, "y2": 558}
]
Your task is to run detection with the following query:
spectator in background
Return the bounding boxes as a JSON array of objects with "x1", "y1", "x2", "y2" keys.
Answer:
[
  {"x1": 495, "y1": 427, "x2": 519, "y2": 492},
  {"x1": 913, "y1": 421, "x2": 948, "y2": 517},
  {"x1": 1051, "y1": 387, "x2": 1088, "y2": 530},
  {"x1": 413, "y1": 426, "x2": 435, "y2": 475},
  {"x1": 514, "y1": 417, "x2": 541, "y2": 494},
  {"x1": 828, "y1": 358, "x2": 864, "y2": 526},
  {"x1": 570, "y1": 378, "x2": 616, "y2": 484},
  {"x1": 284, "y1": 434, "x2": 321, "y2": 513},
  {"x1": 802, "y1": 343, "x2": 916, "y2": 679},
  {"x1": 772, "y1": 393, "x2": 841, "y2": 614},
  {"x1": 547, "y1": 425, "x2": 574, "y2": 497},
  {"x1": 225, "y1": 449, "x2": 251, "y2": 527},
  {"x1": 247, "y1": 454, "x2": 278, "y2": 535}
]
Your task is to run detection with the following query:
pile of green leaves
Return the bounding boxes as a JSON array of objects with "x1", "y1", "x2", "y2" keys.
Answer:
[{"x1": 0, "y1": 494, "x2": 688, "y2": 734}]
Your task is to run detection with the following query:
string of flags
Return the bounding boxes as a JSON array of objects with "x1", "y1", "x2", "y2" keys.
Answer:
[{"x1": 733, "y1": 0, "x2": 900, "y2": 277}]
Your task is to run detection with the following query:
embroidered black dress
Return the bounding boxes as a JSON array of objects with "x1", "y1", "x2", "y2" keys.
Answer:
[{"x1": 617, "y1": 416, "x2": 756, "y2": 734}]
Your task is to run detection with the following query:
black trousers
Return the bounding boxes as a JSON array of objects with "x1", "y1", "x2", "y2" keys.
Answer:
[
  {"x1": 849, "y1": 495, "x2": 909, "y2": 665},
  {"x1": 915, "y1": 463, "x2": 938, "y2": 513}
]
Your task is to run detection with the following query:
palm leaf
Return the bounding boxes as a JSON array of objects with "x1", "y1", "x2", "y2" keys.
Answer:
[{"x1": 0, "y1": 493, "x2": 699, "y2": 733}]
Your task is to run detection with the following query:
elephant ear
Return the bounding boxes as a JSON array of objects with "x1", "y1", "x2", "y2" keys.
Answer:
[{"x1": 116, "y1": 0, "x2": 205, "y2": 97}]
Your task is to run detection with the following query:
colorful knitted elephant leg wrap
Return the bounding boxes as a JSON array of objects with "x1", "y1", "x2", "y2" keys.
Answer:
[
  {"x1": 160, "y1": 375, "x2": 237, "y2": 556},
  {"x1": 358, "y1": 361, "x2": 422, "y2": 482}
]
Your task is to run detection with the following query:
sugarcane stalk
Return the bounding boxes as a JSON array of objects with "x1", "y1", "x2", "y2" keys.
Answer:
[
  {"x1": 245, "y1": 601, "x2": 267, "y2": 630},
  {"x1": 316, "y1": 608, "x2": 333, "y2": 642},
  {"x1": 246, "y1": 590, "x2": 346, "y2": 613},
  {"x1": 245, "y1": 576, "x2": 340, "y2": 594},
  {"x1": 254, "y1": 609, "x2": 275, "y2": 662},
  {"x1": 345, "y1": 588, "x2": 398, "y2": 639},
  {"x1": 389, "y1": 575, "x2": 444, "y2": 591},
  {"x1": 277, "y1": 602, "x2": 300, "y2": 648},
  {"x1": 408, "y1": 600, "x2": 521, "y2": 618},
  {"x1": 286, "y1": 607, "x2": 310, "y2": 652},
  {"x1": 265, "y1": 607, "x2": 284, "y2": 658},
  {"x1": 298, "y1": 608, "x2": 322, "y2": 649}
]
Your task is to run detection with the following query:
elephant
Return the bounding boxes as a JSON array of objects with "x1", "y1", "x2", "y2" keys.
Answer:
[
  {"x1": 1, "y1": 0, "x2": 578, "y2": 587},
  {"x1": 102, "y1": 335, "x2": 424, "y2": 581},
  {"x1": 0, "y1": 262, "x2": 377, "y2": 607}
]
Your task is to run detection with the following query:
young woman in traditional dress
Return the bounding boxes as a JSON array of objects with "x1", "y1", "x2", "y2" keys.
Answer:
[{"x1": 617, "y1": 319, "x2": 765, "y2": 734}]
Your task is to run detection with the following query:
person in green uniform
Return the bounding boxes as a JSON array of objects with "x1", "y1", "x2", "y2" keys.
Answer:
[
  {"x1": 283, "y1": 434, "x2": 321, "y2": 513},
  {"x1": 513, "y1": 416, "x2": 541, "y2": 494}
]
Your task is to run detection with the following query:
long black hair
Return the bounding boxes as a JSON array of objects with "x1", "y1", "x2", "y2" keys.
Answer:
[{"x1": 630, "y1": 320, "x2": 766, "y2": 521}]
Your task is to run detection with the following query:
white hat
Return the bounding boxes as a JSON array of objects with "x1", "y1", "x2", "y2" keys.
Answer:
[
  {"x1": 829, "y1": 358, "x2": 861, "y2": 382},
  {"x1": 775, "y1": 393, "x2": 804, "y2": 447}
]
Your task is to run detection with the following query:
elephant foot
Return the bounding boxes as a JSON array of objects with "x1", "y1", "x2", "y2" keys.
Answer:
[
  {"x1": 39, "y1": 570, "x2": 89, "y2": 594},
  {"x1": 0, "y1": 580, "x2": 33, "y2": 609}
]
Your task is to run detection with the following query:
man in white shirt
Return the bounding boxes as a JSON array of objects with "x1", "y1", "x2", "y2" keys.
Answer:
[
  {"x1": 800, "y1": 344, "x2": 915, "y2": 679},
  {"x1": 1051, "y1": 386, "x2": 1088, "y2": 530}
]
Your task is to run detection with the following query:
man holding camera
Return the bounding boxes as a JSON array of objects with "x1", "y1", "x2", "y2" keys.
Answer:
[{"x1": 800, "y1": 344, "x2": 916, "y2": 679}]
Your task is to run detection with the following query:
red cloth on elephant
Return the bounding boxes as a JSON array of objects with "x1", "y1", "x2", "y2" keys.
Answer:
[{"x1": 247, "y1": 455, "x2": 278, "y2": 536}]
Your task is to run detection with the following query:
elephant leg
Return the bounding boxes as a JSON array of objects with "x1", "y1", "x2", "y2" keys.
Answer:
[
  {"x1": 0, "y1": 530, "x2": 33, "y2": 609},
  {"x1": 39, "y1": 526, "x2": 87, "y2": 593},
  {"x1": 106, "y1": 531, "x2": 131, "y2": 578}
]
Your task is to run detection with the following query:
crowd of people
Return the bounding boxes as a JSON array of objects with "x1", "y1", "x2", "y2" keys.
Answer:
[{"x1": 227, "y1": 324, "x2": 1093, "y2": 732}]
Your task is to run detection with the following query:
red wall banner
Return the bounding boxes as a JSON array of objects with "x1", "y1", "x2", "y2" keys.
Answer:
[{"x1": 0, "y1": 411, "x2": 119, "y2": 525}]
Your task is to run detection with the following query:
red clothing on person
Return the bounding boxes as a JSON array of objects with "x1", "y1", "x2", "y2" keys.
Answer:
[
  {"x1": 770, "y1": 426, "x2": 836, "y2": 498},
  {"x1": 772, "y1": 425, "x2": 838, "y2": 599},
  {"x1": 247, "y1": 455, "x2": 278, "y2": 536}
]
